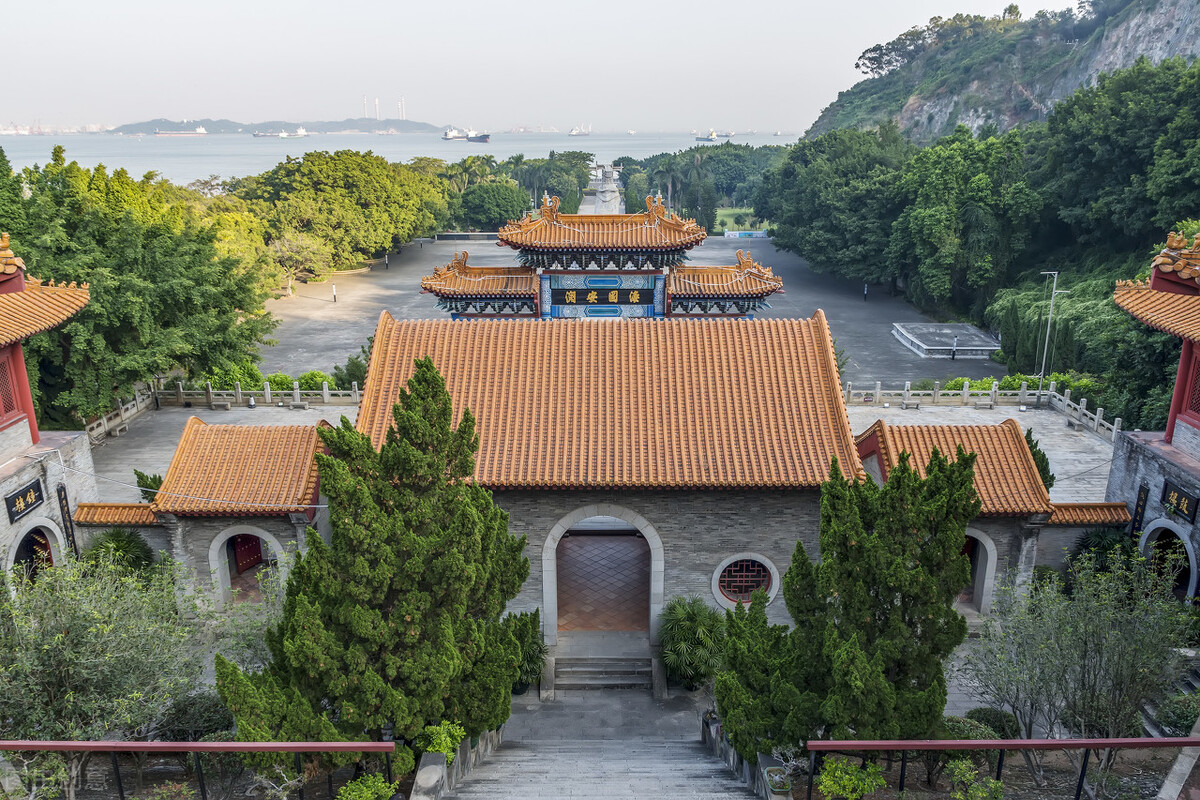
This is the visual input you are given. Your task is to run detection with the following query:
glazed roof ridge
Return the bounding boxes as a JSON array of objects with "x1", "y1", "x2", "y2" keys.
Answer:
[
  {"x1": 1047, "y1": 502, "x2": 1131, "y2": 526},
  {"x1": 420, "y1": 250, "x2": 537, "y2": 298},
  {"x1": 357, "y1": 313, "x2": 863, "y2": 489},
  {"x1": 669, "y1": 249, "x2": 784, "y2": 298},
  {"x1": 497, "y1": 195, "x2": 707, "y2": 252},
  {"x1": 74, "y1": 502, "x2": 158, "y2": 526}
]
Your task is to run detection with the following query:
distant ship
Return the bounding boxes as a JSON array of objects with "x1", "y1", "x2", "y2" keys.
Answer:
[
  {"x1": 695, "y1": 130, "x2": 717, "y2": 142},
  {"x1": 717, "y1": 131, "x2": 734, "y2": 138},
  {"x1": 626, "y1": 129, "x2": 636, "y2": 135},
  {"x1": 568, "y1": 125, "x2": 591, "y2": 136},
  {"x1": 280, "y1": 127, "x2": 308, "y2": 138},
  {"x1": 155, "y1": 126, "x2": 207, "y2": 137},
  {"x1": 467, "y1": 132, "x2": 490, "y2": 143},
  {"x1": 442, "y1": 128, "x2": 468, "y2": 140},
  {"x1": 773, "y1": 130, "x2": 783, "y2": 136}
]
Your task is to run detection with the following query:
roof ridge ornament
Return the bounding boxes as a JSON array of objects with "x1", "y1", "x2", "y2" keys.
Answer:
[
  {"x1": 1151, "y1": 230, "x2": 1200, "y2": 283},
  {"x1": 540, "y1": 193, "x2": 560, "y2": 220}
]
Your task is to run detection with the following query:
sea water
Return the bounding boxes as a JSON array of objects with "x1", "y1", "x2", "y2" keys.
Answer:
[{"x1": 0, "y1": 131, "x2": 797, "y2": 184}]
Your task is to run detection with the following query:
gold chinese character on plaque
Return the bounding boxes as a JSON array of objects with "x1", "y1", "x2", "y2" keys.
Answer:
[
  {"x1": 587, "y1": 291, "x2": 598, "y2": 304},
  {"x1": 608, "y1": 290, "x2": 619, "y2": 303},
  {"x1": 1169, "y1": 490, "x2": 1180, "y2": 506},
  {"x1": 565, "y1": 290, "x2": 576, "y2": 304},
  {"x1": 1181, "y1": 497, "x2": 1191, "y2": 515},
  {"x1": 629, "y1": 291, "x2": 640, "y2": 303},
  {"x1": 26, "y1": 490, "x2": 36, "y2": 504},
  {"x1": 14, "y1": 497, "x2": 24, "y2": 513}
]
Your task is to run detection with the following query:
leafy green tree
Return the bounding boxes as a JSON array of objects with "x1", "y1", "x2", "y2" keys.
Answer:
[
  {"x1": 269, "y1": 227, "x2": 333, "y2": 294},
  {"x1": 0, "y1": 557, "x2": 200, "y2": 800},
  {"x1": 332, "y1": 338, "x2": 372, "y2": 392},
  {"x1": 217, "y1": 357, "x2": 528, "y2": 774},
  {"x1": 0, "y1": 146, "x2": 27, "y2": 237},
  {"x1": 134, "y1": 469, "x2": 164, "y2": 502},
  {"x1": 13, "y1": 147, "x2": 276, "y2": 425},
  {"x1": 234, "y1": 150, "x2": 446, "y2": 267},
  {"x1": 296, "y1": 369, "x2": 336, "y2": 390},
  {"x1": 460, "y1": 182, "x2": 530, "y2": 230}
]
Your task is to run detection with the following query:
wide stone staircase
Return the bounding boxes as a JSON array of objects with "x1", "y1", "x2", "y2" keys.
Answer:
[
  {"x1": 443, "y1": 738, "x2": 757, "y2": 799},
  {"x1": 554, "y1": 657, "x2": 653, "y2": 690},
  {"x1": 1143, "y1": 658, "x2": 1200, "y2": 736}
]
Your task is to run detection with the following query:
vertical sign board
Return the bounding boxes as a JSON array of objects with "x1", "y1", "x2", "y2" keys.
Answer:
[
  {"x1": 57, "y1": 484, "x2": 79, "y2": 556},
  {"x1": 1130, "y1": 484, "x2": 1150, "y2": 535},
  {"x1": 5, "y1": 479, "x2": 44, "y2": 524}
]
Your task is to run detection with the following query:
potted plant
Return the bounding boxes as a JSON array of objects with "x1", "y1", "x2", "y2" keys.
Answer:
[
  {"x1": 510, "y1": 609, "x2": 547, "y2": 695},
  {"x1": 763, "y1": 766, "x2": 792, "y2": 797}
]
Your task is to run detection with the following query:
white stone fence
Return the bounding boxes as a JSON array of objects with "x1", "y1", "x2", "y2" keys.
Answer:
[
  {"x1": 156, "y1": 381, "x2": 361, "y2": 408},
  {"x1": 84, "y1": 386, "x2": 156, "y2": 441},
  {"x1": 844, "y1": 380, "x2": 1123, "y2": 442}
]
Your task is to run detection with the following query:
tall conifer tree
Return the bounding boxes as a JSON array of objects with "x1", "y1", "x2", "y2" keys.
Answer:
[
  {"x1": 719, "y1": 451, "x2": 979, "y2": 757},
  {"x1": 218, "y1": 357, "x2": 529, "y2": 772}
]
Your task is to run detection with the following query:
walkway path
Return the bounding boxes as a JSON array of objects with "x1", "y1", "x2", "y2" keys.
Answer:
[{"x1": 445, "y1": 691, "x2": 755, "y2": 799}]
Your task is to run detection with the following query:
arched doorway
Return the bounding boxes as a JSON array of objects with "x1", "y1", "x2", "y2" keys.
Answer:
[
  {"x1": 208, "y1": 526, "x2": 287, "y2": 605},
  {"x1": 958, "y1": 529, "x2": 998, "y2": 613},
  {"x1": 1142, "y1": 523, "x2": 1197, "y2": 601},
  {"x1": 542, "y1": 504, "x2": 665, "y2": 646},
  {"x1": 11, "y1": 527, "x2": 55, "y2": 578}
]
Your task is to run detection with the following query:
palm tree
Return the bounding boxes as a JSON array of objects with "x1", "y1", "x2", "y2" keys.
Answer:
[
  {"x1": 685, "y1": 151, "x2": 712, "y2": 218},
  {"x1": 652, "y1": 156, "x2": 684, "y2": 213}
]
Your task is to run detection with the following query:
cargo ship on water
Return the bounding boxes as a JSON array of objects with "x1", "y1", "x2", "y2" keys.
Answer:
[{"x1": 155, "y1": 126, "x2": 207, "y2": 137}]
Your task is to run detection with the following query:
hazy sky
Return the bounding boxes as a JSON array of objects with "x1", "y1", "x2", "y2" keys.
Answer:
[{"x1": 9, "y1": 0, "x2": 1072, "y2": 132}]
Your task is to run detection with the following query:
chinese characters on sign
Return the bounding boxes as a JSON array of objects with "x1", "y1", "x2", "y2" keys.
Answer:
[
  {"x1": 1161, "y1": 480, "x2": 1198, "y2": 524},
  {"x1": 552, "y1": 288, "x2": 648, "y2": 305},
  {"x1": 1131, "y1": 484, "x2": 1150, "y2": 534},
  {"x1": 5, "y1": 479, "x2": 44, "y2": 524}
]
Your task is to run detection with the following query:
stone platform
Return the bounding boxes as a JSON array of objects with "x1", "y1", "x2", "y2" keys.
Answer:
[{"x1": 893, "y1": 322, "x2": 1001, "y2": 359}]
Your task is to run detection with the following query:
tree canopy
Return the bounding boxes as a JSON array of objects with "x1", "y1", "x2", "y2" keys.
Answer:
[{"x1": 217, "y1": 357, "x2": 529, "y2": 775}]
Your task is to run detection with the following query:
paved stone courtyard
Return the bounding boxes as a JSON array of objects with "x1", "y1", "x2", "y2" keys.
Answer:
[{"x1": 258, "y1": 238, "x2": 1004, "y2": 387}]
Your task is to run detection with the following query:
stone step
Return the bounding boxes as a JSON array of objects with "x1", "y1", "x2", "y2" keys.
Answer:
[
  {"x1": 554, "y1": 657, "x2": 653, "y2": 690},
  {"x1": 446, "y1": 739, "x2": 757, "y2": 799}
]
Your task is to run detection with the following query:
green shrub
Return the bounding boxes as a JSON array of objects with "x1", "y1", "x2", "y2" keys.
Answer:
[
  {"x1": 297, "y1": 370, "x2": 336, "y2": 391},
  {"x1": 333, "y1": 339, "x2": 372, "y2": 391},
  {"x1": 944, "y1": 377, "x2": 999, "y2": 391},
  {"x1": 816, "y1": 756, "x2": 885, "y2": 800},
  {"x1": 157, "y1": 689, "x2": 234, "y2": 741},
  {"x1": 416, "y1": 721, "x2": 466, "y2": 765},
  {"x1": 965, "y1": 706, "x2": 1019, "y2": 738},
  {"x1": 82, "y1": 528, "x2": 154, "y2": 571},
  {"x1": 1156, "y1": 692, "x2": 1200, "y2": 736},
  {"x1": 1071, "y1": 527, "x2": 1134, "y2": 562},
  {"x1": 265, "y1": 372, "x2": 294, "y2": 392},
  {"x1": 1032, "y1": 565, "x2": 1061, "y2": 585},
  {"x1": 138, "y1": 783, "x2": 196, "y2": 800},
  {"x1": 659, "y1": 596, "x2": 726, "y2": 690},
  {"x1": 920, "y1": 715, "x2": 999, "y2": 788},
  {"x1": 946, "y1": 760, "x2": 1003, "y2": 800},
  {"x1": 204, "y1": 362, "x2": 264, "y2": 391},
  {"x1": 195, "y1": 732, "x2": 246, "y2": 800},
  {"x1": 335, "y1": 774, "x2": 400, "y2": 800},
  {"x1": 509, "y1": 610, "x2": 547, "y2": 687}
]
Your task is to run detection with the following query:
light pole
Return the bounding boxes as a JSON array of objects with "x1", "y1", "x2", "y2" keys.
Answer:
[{"x1": 1036, "y1": 271, "x2": 1069, "y2": 407}]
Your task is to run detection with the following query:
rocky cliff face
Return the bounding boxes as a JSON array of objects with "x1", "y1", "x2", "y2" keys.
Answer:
[{"x1": 810, "y1": 0, "x2": 1200, "y2": 141}]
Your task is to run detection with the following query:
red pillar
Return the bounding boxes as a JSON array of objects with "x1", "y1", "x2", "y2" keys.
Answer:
[
  {"x1": 1165, "y1": 339, "x2": 1193, "y2": 445},
  {"x1": 5, "y1": 343, "x2": 40, "y2": 444}
]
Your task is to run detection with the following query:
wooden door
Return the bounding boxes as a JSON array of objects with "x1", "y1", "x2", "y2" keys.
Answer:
[{"x1": 232, "y1": 534, "x2": 264, "y2": 574}]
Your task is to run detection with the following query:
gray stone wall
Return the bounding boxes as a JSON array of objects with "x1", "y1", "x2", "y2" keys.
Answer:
[
  {"x1": 1037, "y1": 526, "x2": 1087, "y2": 570},
  {"x1": 1107, "y1": 431, "x2": 1200, "y2": 537},
  {"x1": 167, "y1": 515, "x2": 304, "y2": 604},
  {"x1": 494, "y1": 488, "x2": 821, "y2": 628},
  {"x1": 0, "y1": 418, "x2": 32, "y2": 457},
  {"x1": 1173, "y1": 418, "x2": 1200, "y2": 464},
  {"x1": 1, "y1": 431, "x2": 98, "y2": 568}
]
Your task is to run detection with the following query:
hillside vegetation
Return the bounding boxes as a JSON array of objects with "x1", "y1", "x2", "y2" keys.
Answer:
[
  {"x1": 810, "y1": 0, "x2": 1200, "y2": 142},
  {"x1": 761, "y1": 56, "x2": 1200, "y2": 430}
]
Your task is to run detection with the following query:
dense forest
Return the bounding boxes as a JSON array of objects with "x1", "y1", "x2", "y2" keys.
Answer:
[{"x1": 758, "y1": 55, "x2": 1200, "y2": 430}]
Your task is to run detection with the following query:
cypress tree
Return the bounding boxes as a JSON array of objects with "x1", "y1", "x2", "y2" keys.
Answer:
[
  {"x1": 0, "y1": 147, "x2": 26, "y2": 237},
  {"x1": 1025, "y1": 427, "x2": 1056, "y2": 490},
  {"x1": 218, "y1": 357, "x2": 529, "y2": 772},
  {"x1": 719, "y1": 452, "x2": 980, "y2": 757}
]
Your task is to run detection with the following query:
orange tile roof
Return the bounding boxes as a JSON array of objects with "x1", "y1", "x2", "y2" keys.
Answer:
[
  {"x1": 74, "y1": 502, "x2": 159, "y2": 526},
  {"x1": 0, "y1": 277, "x2": 91, "y2": 348},
  {"x1": 497, "y1": 195, "x2": 707, "y2": 252},
  {"x1": 855, "y1": 418, "x2": 1052, "y2": 516},
  {"x1": 153, "y1": 417, "x2": 323, "y2": 516},
  {"x1": 358, "y1": 313, "x2": 862, "y2": 489},
  {"x1": 1114, "y1": 280, "x2": 1200, "y2": 342},
  {"x1": 420, "y1": 251, "x2": 536, "y2": 298},
  {"x1": 1047, "y1": 502, "x2": 1131, "y2": 526},
  {"x1": 668, "y1": 250, "x2": 784, "y2": 299}
]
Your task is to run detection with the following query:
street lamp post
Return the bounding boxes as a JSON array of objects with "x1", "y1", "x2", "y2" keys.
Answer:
[{"x1": 1036, "y1": 271, "x2": 1069, "y2": 407}]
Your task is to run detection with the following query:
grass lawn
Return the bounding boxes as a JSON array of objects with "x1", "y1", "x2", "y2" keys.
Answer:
[{"x1": 715, "y1": 207, "x2": 767, "y2": 232}]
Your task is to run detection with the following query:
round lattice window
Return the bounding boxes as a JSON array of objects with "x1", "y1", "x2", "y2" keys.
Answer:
[{"x1": 717, "y1": 558, "x2": 773, "y2": 603}]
